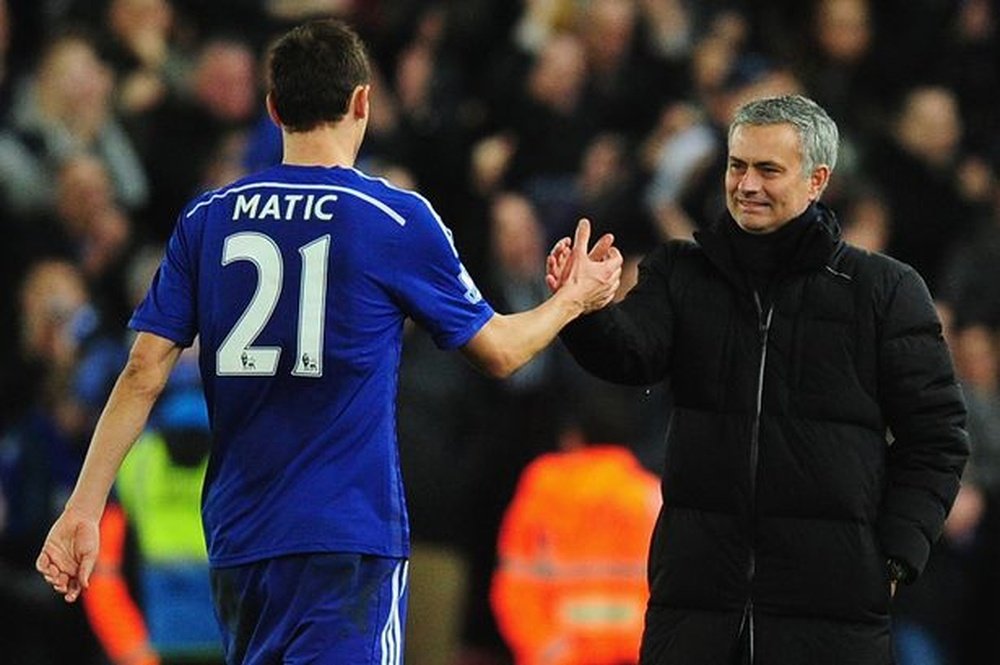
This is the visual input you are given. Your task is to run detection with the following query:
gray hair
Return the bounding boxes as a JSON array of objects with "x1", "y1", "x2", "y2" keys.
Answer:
[{"x1": 729, "y1": 95, "x2": 840, "y2": 177}]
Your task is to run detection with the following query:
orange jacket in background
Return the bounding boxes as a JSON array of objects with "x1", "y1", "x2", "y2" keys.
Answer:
[
  {"x1": 82, "y1": 502, "x2": 159, "y2": 665},
  {"x1": 491, "y1": 445, "x2": 661, "y2": 665}
]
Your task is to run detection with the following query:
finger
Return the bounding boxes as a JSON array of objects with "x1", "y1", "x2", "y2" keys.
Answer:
[
  {"x1": 546, "y1": 253, "x2": 567, "y2": 292},
  {"x1": 65, "y1": 579, "x2": 81, "y2": 603},
  {"x1": 606, "y1": 246, "x2": 624, "y2": 269},
  {"x1": 547, "y1": 240, "x2": 569, "y2": 266},
  {"x1": 40, "y1": 560, "x2": 62, "y2": 583},
  {"x1": 572, "y1": 219, "x2": 592, "y2": 259},
  {"x1": 549, "y1": 237, "x2": 571, "y2": 256},
  {"x1": 79, "y1": 553, "x2": 97, "y2": 590},
  {"x1": 545, "y1": 252, "x2": 559, "y2": 276},
  {"x1": 589, "y1": 233, "x2": 615, "y2": 261}
]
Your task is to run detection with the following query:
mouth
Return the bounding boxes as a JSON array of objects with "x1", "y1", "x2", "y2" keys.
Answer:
[{"x1": 736, "y1": 199, "x2": 770, "y2": 213}]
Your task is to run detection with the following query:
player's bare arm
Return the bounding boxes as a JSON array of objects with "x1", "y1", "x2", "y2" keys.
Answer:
[
  {"x1": 36, "y1": 331, "x2": 183, "y2": 602},
  {"x1": 462, "y1": 218, "x2": 621, "y2": 378}
]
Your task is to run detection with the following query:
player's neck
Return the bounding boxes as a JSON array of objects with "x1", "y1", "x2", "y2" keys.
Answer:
[{"x1": 281, "y1": 123, "x2": 362, "y2": 169}]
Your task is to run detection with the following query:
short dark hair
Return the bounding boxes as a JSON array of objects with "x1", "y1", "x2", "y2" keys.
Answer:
[{"x1": 267, "y1": 19, "x2": 371, "y2": 133}]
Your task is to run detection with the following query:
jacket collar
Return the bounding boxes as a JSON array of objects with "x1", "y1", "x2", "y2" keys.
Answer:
[{"x1": 694, "y1": 202, "x2": 843, "y2": 292}]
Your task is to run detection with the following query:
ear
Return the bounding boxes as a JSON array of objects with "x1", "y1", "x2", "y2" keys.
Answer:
[
  {"x1": 350, "y1": 84, "x2": 370, "y2": 120},
  {"x1": 265, "y1": 93, "x2": 282, "y2": 127},
  {"x1": 809, "y1": 164, "x2": 831, "y2": 200}
]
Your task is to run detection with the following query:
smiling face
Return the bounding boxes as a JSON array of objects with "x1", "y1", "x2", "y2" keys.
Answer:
[{"x1": 725, "y1": 123, "x2": 829, "y2": 234}]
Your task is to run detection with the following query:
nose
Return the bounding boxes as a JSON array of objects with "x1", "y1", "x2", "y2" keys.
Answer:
[{"x1": 738, "y1": 169, "x2": 761, "y2": 192}]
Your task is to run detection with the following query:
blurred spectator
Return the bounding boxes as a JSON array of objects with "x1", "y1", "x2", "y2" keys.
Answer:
[
  {"x1": 951, "y1": 324, "x2": 1000, "y2": 665},
  {"x1": 0, "y1": 30, "x2": 149, "y2": 219},
  {"x1": 398, "y1": 321, "x2": 487, "y2": 665},
  {"x1": 576, "y1": 0, "x2": 673, "y2": 137},
  {"x1": 456, "y1": 191, "x2": 576, "y2": 665},
  {"x1": 99, "y1": 0, "x2": 191, "y2": 118},
  {"x1": 481, "y1": 193, "x2": 556, "y2": 392},
  {"x1": 83, "y1": 383, "x2": 222, "y2": 665},
  {"x1": 131, "y1": 35, "x2": 257, "y2": 240},
  {"x1": 938, "y1": 171, "x2": 1000, "y2": 329},
  {"x1": 491, "y1": 403, "x2": 660, "y2": 665},
  {"x1": 868, "y1": 0, "x2": 962, "y2": 99},
  {"x1": 25, "y1": 154, "x2": 136, "y2": 327},
  {"x1": 795, "y1": 0, "x2": 885, "y2": 156},
  {"x1": 641, "y1": 100, "x2": 717, "y2": 240},
  {"x1": 573, "y1": 132, "x2": 655, "y2": 255},
  {"x1": 6, "y1": 259, "x2": 126, "y2": 427},
  {"x1": 836, "y1": 185, "x2": 891, "y2": 253},
  {"x1": 637, "y1": 0, "x2": 693, "y2": 60},
  {"x1": 388, "y1": 5, "x2": 470, "y2": 218},
  {"x1": 511, "y1": 0, "x2": 577, "y2": 55},
  {"x1": 381, "y1": 158, "x2": 481, "y2": 665},
  {"x1": 504, "y1": 32, "x2": 596, "y2": 208},
  {"x1": 935, "y1": 0, "x2": 999, "y2": 158},
  {"x1": 0, "y1": 259, "x2": 115, "y2": 665},
  {"x1": 442, "y1": 131, "x2": 518, "y2": 277},
  {"x1": 867, "y1": 85, "x2": 988, "y2": 294},
  {"x1": 893, "y1": 320, "x2": 1000, "y2": 665},
  {"x1": 0, "y1": 0, "x2": 11, "y2": 111}
]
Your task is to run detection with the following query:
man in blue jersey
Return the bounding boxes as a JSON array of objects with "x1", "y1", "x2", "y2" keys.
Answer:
[{"x1": 36, "y1": 19, "x2": 622, "y2": 665}]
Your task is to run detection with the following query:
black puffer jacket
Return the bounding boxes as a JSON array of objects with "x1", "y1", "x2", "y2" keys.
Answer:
[{"x1": 560, "y1": 206, "x2": 968, "y2": 665}]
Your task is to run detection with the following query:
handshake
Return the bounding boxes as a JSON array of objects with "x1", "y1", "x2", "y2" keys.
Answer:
[{"x1": 545, "y1": 218, "x2": 623, "y2": 315}]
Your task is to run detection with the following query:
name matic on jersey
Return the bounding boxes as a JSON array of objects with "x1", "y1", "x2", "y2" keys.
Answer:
[{"x1": 233, "y1": 193, "x2": 338, "y2": 221}]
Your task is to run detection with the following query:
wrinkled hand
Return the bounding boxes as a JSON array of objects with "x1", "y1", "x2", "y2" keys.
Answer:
[
  {"x1": 547, "y1": 218, "x2": 622, "y2": 313},
  {"x1": 35, "y1": 509, "x2": 100, "y2": 603}
]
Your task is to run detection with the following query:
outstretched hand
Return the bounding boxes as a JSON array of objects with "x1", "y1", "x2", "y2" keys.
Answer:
[
  {"x1": 546, "y1": 218, "x2": 622, "y2": 313},
  {"x1": 35, "y1": 509, "x2": 100, "y2": 603}
]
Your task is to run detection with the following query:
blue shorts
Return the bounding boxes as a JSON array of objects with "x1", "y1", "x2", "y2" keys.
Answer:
[{"x1": 210, "y1": 553, "x2": 409, "y2": 665}]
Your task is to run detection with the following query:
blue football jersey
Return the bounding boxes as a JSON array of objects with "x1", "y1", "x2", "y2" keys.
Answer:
[{"x1": 130, "y1": 165, "x2": 494, "y2": 566}]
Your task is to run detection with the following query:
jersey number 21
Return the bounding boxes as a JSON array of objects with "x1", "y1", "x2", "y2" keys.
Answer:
[{"x1": 217, "y1": 231, "x2": 329, "y2": 378}]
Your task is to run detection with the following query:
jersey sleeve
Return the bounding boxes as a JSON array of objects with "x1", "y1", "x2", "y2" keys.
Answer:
[
  {"x1": 129, "y1": 209, "x2": 200, "y2": 346},
  {"x1": 387, "y1": 197, "x2": 494, "y2": 349}
]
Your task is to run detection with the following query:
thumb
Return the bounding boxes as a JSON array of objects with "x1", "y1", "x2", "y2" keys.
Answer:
[
  {"x1": 76, "y1": 523, "x2": 98, "y2": 588},
  {"x1": 79, "y1": 552, "x2": 96, "y2": 589},
  {"x1": 572, "y1": 218, "x2": 592, "y2": 260}
]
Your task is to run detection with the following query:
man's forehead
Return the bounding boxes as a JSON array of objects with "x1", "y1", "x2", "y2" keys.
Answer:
[{"x1": 728, "y1": 123, "x2": 802, "y2": 161}]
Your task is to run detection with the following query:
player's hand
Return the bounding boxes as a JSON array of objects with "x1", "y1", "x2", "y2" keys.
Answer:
[
  {"x1": 546, "y1": 219, "x2": 619, "y2": 294},
  {"x1": 35, "y1": 509, "x2": 100, "y2": 603},
  {"x1": 554, "y1": 218, "x2": 622, "y2": 313},
  {"x1": 546, "y1": 236, "x2": 572, "y2": 293}
]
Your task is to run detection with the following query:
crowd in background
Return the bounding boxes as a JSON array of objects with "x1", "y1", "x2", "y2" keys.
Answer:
[{"x1": 1, "y1": 1, "x2": 1000, "y2": 664}]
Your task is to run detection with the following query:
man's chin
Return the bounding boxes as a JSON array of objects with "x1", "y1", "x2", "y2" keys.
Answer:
[{"x1": 734, "y1": 214, "x2": 774, "y2": 234}]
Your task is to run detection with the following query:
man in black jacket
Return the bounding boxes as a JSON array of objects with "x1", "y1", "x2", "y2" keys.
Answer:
[{"x1": 547, "y1": 94, "x2": 969, "y2": 665}]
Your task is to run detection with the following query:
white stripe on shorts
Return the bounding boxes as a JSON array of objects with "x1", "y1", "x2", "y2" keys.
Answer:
[{"x1": 379, "y1": 560, "x2": 409, "y2": 665}]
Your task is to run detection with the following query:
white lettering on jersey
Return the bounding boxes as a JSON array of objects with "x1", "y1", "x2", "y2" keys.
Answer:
[
  {"x1": 314, "y1": 195, "x2": 337, "y2": 221},
  {"x1": 232, "y1": 192, "x2": 340, "y2": 222},
  {"x1": 259, "y1": 194, "x2": 282, "y2": 220},
  {"x1": 232, "y1": 193, "x2": 261, "y2": 220}
]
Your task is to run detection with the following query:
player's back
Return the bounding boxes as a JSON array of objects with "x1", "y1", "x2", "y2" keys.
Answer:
[{"x1": 131, "y1": 164, "x2": 493, "y2": 566}]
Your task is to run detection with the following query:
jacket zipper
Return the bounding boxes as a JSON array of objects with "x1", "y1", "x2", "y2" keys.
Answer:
[{"x1": 741, "y1": 291, "x2": 773, "y2": 664}]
